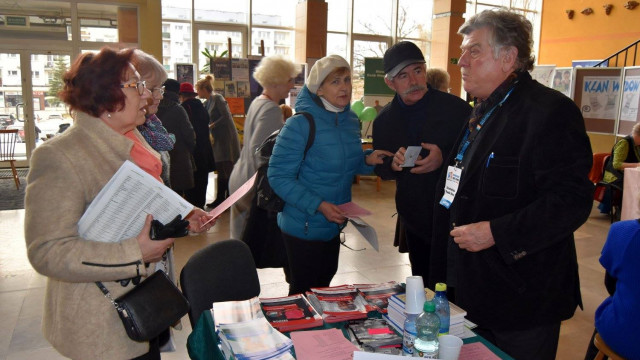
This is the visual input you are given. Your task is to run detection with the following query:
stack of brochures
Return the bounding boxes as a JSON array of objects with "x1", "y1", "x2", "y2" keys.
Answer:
[
  {"x1": 354, "y1": 281, "x2": 404, "y2": 313},
  {"x1": 383, "y1": 288, "x2": 472, "y2": 338},
  {"x1": 346, "y1": 318, "x2": 403, "y2": 354},
  {"x1": 305, "y1": 285, "x2": 369, "y2": 323},
  {"x1": 259, "y1": 294, "x2": 323, "y2": 332},
  {"x1": 212, "y1": 297, "x2": 294, "y2": 359}
]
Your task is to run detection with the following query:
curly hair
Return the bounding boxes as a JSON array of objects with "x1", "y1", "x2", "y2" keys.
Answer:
[
  {"x1": 196, "y1": 74, "x2": 215, "y2": 93},
  {"x1": 252, "y1": 55, "x2": 300, "y2": 88},
  {"x1": 59, "y1": 47, "x2": 135, "y2": 118},
  {"x1": 458, "y1": 9, "x2": 535, "y2": 72}
]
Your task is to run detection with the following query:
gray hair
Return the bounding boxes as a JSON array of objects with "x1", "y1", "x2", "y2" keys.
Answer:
[
  {"x1": 133, "y1": 49, "x2": 168, "y2": 87},
  {"x1": 458, "y1": 9, "x2": 535, "y2": 72}
]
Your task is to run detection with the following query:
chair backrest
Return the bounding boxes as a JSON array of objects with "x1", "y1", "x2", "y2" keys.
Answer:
[
  {"x1": 590, "y1": 152, "x2": 610, "y2": 184},
  {"x1": 0, "y1": 129, "x2": 18, "y2": 162},
  {"x1": 179, "y1": 239, "x2": 261, "y2": 327}
]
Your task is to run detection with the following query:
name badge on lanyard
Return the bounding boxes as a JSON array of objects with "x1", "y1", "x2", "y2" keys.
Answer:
[{"x1": 439, "y1": 166, "x2": 462, "y2": 209}]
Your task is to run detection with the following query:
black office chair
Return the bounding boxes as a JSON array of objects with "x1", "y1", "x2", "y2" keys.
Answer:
[{"x1": 180, "y1": 239, "x2": 261, "y2": 327}]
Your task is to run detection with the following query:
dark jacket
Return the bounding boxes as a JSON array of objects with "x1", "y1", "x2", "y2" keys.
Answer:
[
  {"x1": 372, "y1": 87, "x2": 471, "y2": 235},
  {"x1": 430, "y1": 72, "x2": 594, "y2": 330},
  {"x1": 157, "y1": 92, "x2": 196, "y2": 191},
  {"x1": 181, "y1": 97, "x2": 215, "y2": 173}
]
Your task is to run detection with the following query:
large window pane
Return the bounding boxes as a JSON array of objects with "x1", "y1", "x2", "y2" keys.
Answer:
[
  {"x1": 398, "y1": 0, "x2": 433, "y2": 39},
  {"x1": 353, "y1": 40, "x2": 389, "y2": 100},
  {"x1": 353, "y1": 0, "x2": 392, "y2": 36},
  {"x1": 327, "y1": 33, "x2": 348, "y2": 59},
  {"x1": 162, "y1": 0, "x2": 191, "y2": 21},
  {"x1": 252, "y1": 27, "x2": 294, "y2": 58},
  {"x1": 0, "y1": 1, "x2": 71, "y2": 41},
  {"x1": 194, "y1": 1, "x2": 247, "y2": 24},
  {"x1": 162, "y1": 22, "x2": 192, "y2": 79},
  {"x1": 326, "y1": 0, "x2": 348, "y2": 32},
  {"x1": 78, "y1": 3, "x2": 135, "y2": 43},
  {"x1": 199, "y1": 29, "x2": 243, "y2": 74},
  {"x1": 252, "y1": 0, "x2": 296, "y2": 27}
]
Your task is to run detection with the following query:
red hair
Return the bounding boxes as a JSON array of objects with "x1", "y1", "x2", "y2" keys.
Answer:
[{"x1": 59, "y1": 47, "x2": 136, "y2": 118}]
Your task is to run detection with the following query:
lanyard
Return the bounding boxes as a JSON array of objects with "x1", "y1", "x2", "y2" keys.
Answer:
[{"x1": 454, "y1": 86, "x2": 516, "y2": 164}]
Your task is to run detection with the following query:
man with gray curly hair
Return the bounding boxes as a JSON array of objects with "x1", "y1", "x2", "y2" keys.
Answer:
[{"x1": 429, "y1": 10, "x2": 593, "y2": 360}]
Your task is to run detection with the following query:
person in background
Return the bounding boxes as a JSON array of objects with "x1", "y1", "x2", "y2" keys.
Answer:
[
  {"x1": 426, "y1": 67, "x2": 451, "y2": 93},
  {"x1": 228, "y1": 55, "x2": 300, "y2": 240},
  {"x1": 373, "y1": 42, "x2": 471, "y2": 284},
  {"x1": 196, "y1": 75, "x2": 241, "y2": 209},
  {"x1": 180, "y1": 82, "x2": 215, "y2": 209},
  {"x1": 268, "y1": 55, "x2": 392, "y2": 295},
  {"x1": 157, "y1": 79, "x2": 196, "y2": 197},
  {"x1": 133, "y1": 49, "x2": 175, "y2": 187},
  {"x1": 429, "y1": 10, "x2": 593, "y2": 360},
  {"x1": 24, "y1": 47, "x2": 213, "y2": 360},
  {"x1": 598, "y1": 122, "x2": 640, "y2": 214},
  {"x1": 589, "y1": 219, "x2": 640, "y2": 360}
]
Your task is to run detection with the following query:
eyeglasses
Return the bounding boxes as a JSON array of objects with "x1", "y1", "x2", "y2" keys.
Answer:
[
  {"x1": 150, "y1": 87, "x2": 165, "y2": 97},
  {"x1": 120, "y1": 80, "x2": 147, "y2": 96}
]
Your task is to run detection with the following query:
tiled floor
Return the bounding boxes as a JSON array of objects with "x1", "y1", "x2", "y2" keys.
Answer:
[{"x1": 0, "y1": 173, "x2": 610, "y2": 359}]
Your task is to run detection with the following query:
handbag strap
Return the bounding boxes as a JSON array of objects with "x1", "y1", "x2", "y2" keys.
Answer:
[{"x1": 96, "y1": 281, "x2": 122, "y2": 311}]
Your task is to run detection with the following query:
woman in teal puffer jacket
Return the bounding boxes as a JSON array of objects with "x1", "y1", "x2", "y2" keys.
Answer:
[{"x1": 268, "y1": 55, "x2": 392, "y2": 295}]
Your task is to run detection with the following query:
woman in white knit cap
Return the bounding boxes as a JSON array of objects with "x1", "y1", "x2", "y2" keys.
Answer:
[{"x1": 267, "y1": 55, "x2": 392, "y2": 295}]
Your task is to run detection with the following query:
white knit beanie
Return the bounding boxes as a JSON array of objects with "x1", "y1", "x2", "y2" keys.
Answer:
[{"x1": 306, "y1": 55, "x2": 351, "y2": 94}]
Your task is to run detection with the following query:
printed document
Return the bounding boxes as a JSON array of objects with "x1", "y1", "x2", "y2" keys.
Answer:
[{"x1": 77, "y1": 160, "x2": 193, "y2": 242}]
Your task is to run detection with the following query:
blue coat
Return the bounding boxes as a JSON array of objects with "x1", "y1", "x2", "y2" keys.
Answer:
[{"x1": 268, "y1": 86, "x2": 373, "y2": 241}]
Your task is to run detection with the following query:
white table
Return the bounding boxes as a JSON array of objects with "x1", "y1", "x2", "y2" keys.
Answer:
[{"x1": 621, "y1": 167, "x2": 640, "y2": 221}]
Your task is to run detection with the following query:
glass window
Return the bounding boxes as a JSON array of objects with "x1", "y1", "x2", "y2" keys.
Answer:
[
  {"x1": 194, "y1": 1, "x2": 247, "y2": 24},
  {"x1": 252, "y1": 27, "x2": 294, "y2": 58},
  {"x1": 162, "y1": 0, "x2": 191, "y2": 21},
  {"x1": 326, "y1": 0, "x2": 348, "y2": 32},
  {"x1": 198, "y1": 29, "x2": 243, "y2": 75},
  {"x1": 327, "y1": 33, "x2": 348, "y2": 59},
  {"x1": 77, "y1": 3, "x2": 137, "y2": 43},
  {"x1": 0, "y1": 2, "x2": 71, "y2": 41},
  {"x1": 162, "y1": 21, "x2": 192, "y2": 79},
  {"x1": 352, "y1": 40, "x2": 389, "y2": 100},
  {"x1": 252, "y1": 0, "x2": 296, "y2": 27},
  {"x1": 476, "y1": 0, "x2": 509, "y2": 6},
  {"x1": 511, "y1": 0, "x2": 537, "y2": 10},
  {"x1": 353, "y1": 0, "x2": 392, "y2": 36},
  {"x1": 398, "y1": 0, "x2": 433, "y2": 39}
]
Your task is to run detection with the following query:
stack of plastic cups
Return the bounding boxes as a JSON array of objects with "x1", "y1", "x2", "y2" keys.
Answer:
[{"x1": 402, "y1": 276, "x2": 427, "y2": 356}]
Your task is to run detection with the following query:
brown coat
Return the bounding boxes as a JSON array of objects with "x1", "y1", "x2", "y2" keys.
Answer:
[{"x1": 24, "y1": 112, "x2": 159, "y2": 359}]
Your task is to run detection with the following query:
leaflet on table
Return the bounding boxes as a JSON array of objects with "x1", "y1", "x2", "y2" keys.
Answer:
[
  {"x1": 347, "y1": 318, "x2": 403, "y2": 348},
  {"x1": 259, "y1": 294, "x2": 323, "y2": 331},
  {"x1": 291, "y1": 328, "x2": 359, "y2": 360},
  {"x1": 218, "y1": 317, "x2": 293, "y2": 360},
  {"x1": 309, "y1": 285, "x2": 369, "y2": 316},
  {"x1": 211, "y1": 296, "x2": 263, "y2": 328},
  {"x1": 77, "y1": 160, "x2": 193, "y2": 243},
  {"x1": 354, "y1": 282, "x2": 403, "y2": 313}
]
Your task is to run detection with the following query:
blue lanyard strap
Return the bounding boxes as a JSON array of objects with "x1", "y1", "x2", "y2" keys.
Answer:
[{"x1": 455, "y1": 86, "x2": 516, "y2": 163}]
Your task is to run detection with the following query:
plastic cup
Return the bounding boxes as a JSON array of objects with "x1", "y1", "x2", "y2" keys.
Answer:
[
  {"x1": 438, "y1": 334, "x2": 463, "y2": 360},
  {"x1": 404, "y1": 276, "x2": 426, "y2": 314}
]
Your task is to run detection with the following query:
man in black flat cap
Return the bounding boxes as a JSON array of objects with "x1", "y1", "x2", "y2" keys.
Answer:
[{"x1": 372, "y1": 42, "x2": 471, "y2": 284}]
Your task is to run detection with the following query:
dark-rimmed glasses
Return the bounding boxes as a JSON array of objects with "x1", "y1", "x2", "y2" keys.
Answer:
[{"x1": 120, "y1": 80, "x2": 147, "y2": 95}]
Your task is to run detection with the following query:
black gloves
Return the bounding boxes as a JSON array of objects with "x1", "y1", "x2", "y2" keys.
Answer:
[{"x1": 150, "y1": 215, "x2": 190, "y2": 240}]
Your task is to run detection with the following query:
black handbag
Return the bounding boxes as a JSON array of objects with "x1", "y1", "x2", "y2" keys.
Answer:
[
  {"x1": 242, "y1": 193, "x2": 287, "y2": 268},
  {"x1": 96, "y1": 270, "x2": 190, "y2": 342},
  {"x1": 254, "y1": 112, "x2": 315, "y2": 212}
]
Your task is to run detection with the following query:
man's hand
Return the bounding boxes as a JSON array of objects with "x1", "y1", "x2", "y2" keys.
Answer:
[
  {"x1": 410, "y1": 143, "x2": 442, "y2": 174},
  {"x1": 390, "y1": 147, "x2": 407, "y2": 171},
  {"x1": 450, "y1": 221, "x2": 495, "y2": 252}
]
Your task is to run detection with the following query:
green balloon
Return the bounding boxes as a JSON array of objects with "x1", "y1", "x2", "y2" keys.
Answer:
[
  {"x1": 359, "y1": 106, "x2": 377, "y2": 122},
  {"x1": 351, "y1": 100, "x2": 365, "y2": 116}
]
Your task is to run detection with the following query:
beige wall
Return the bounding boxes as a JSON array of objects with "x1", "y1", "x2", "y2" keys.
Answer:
[{"x1": 116, "y1": 0, "x2": 162, "y2": 61}]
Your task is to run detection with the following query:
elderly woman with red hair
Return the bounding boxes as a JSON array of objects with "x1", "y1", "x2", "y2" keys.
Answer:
[{"x1": 24, "y1": 47, "x2": 213, "y2": 359}]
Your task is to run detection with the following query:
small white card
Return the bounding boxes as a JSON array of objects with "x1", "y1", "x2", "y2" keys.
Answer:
[{"x1": 401, "y1": 146, "x2": 422, "y2": 167}]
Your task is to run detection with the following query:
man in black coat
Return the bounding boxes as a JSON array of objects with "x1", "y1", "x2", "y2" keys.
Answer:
[
  {"x1": 429, "y1": 10, "x2": 593, "y2": 360},
  {"x1": 372, "y1": 41, "x2": 471, "y2": 281},
  {"x1": 180, "y1": 82, "x2": 215, "y2": 209}
]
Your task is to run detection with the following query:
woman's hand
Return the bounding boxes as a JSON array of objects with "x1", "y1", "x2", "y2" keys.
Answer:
[
  {"x1": 137, "y1": 215, "x2": 174, "y2": 263},
  {"x1": 186, "y1": 208, "x2": 217, "y2": 233},
  {"x1": 365, "y1": 150, "x2": 394, "y2": 166},
  {"x1": 318, "y1": 201, "x2": 346, "y2": 224}
]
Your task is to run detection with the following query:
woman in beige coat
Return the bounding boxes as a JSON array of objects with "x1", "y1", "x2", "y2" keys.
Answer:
[{"x1": 24, "y1": 47, "x2": 213, "y2": 359}]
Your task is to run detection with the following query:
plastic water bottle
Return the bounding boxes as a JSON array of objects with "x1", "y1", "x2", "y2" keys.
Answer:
[
  {"x1": 433, "y1": 283, "x2": 450, "y2": 335},
  {"x1": 413, "y1": 301, "x2": 440, "y2": 358},
  {"x1": 402, "y1": 312, "x2": 418, "y2": 356}
]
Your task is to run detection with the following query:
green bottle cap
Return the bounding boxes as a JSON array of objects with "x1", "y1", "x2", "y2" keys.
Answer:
[
  {"x1": 435, "y1": 283, "x2": 447, "y2": 292},
  {"x1": 423, "y1": 301, "x2": 435, "y2": 312}
]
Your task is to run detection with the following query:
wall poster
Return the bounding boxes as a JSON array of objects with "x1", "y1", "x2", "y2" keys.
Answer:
[
  {"x1": 551, "y1": 67, "x2": 573, "y2": 99},
  {"x1": 617, "y1": 67, "x2": 640, "y2": 136},
  {"x1": 175, "y1": 63, "x2": 195, "y2": 85},
  {"x1": 573, "y1": 67, "x2": 622, "y2": 134}
]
